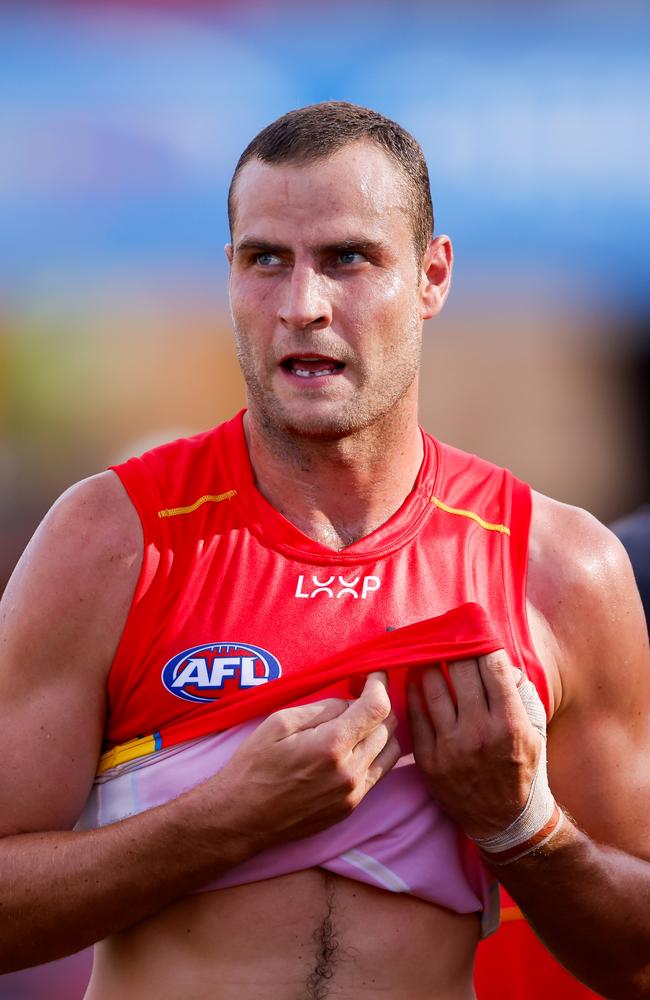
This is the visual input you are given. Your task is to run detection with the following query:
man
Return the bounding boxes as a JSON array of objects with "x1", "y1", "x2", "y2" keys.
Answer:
[{"x1": 1, "y1": 102, "x2": 649, "y2": 1000}]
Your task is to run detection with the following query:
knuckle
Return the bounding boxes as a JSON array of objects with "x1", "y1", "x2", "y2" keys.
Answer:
[
  {"x1": 313, "y1": 697, "x2": 347, "y2": 722},
  {"x1": 267, "y1": 709, "x2": 292, "y2": 738},
  {"x1": 343, "y1": 786, "x2": 362, "y2": 812},
  {"x1": 468, "y1": 728, "x2": 489, "y2": 754},
  {"x1": 484, "y1": 650, "x2": 509, "y2": 671},
  {"x1": 338, "y1": 767, "x2": 357, "y2": 796},
  {"x1": 368, "y1": 695, "x2": 391, "y2": 725},
  {"x1": 424, "y1": 682, "x2": 448, "y2": 706},
  {"x1": 439, "y1": 729, "x2": 459, "y2": 751},
  {"x1": 447, "y1": 732, "x2": 485, "y2": 761},
  {"x1": 323, "y1": 742, "x2": 343, "y2": 767}
]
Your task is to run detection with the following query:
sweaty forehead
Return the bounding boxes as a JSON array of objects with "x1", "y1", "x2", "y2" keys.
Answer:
[{"x1": 230, "y1": 142, "x2": 412, "y2": 244}]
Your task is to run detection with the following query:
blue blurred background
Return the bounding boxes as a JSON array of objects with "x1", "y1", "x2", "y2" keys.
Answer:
[{"x1": 1, "y1": 0, "x2": 649, "y2": 992}]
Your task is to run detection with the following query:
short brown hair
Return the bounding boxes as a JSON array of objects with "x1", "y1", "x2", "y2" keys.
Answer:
[{"x1": 228, "y1": 101, "x2": 434, "y2": 262}]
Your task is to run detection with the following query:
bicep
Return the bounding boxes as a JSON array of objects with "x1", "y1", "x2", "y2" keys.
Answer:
[
  {"x1": 544, "y1": 517, "x2": 650, "y2": 857},
  {"x1": 548, "y1": 687, "x2": 650, "y2": 857},
  {"x1": 0, "y1": 643, "x2": 106, "y2": 835},
  {"x1": 0, "y1": 473, "x2": 142, "y2": 835}
]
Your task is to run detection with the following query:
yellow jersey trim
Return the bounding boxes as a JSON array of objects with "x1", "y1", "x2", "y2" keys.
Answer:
[
  {"x1": 98, "y1": 733, "x2": 160, "y2": 775},
  {"x1": 430, "y1": 496, "x2": 511, "y2": 536},
  {"x1": 500, "y1": 905, "x2": 524, "y2": 923},
  {"x1": 158, "y1": 490, "x2": 237, "y2": 519}
]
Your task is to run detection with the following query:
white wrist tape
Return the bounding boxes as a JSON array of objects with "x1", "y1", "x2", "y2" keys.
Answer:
[{"x1": 474, "y1": 673, "x2": 563, "y2": 865}]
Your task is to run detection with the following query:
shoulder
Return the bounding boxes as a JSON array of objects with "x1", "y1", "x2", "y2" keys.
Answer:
[
  {"x1": 527, "y1": 490, "x2": 648, "y2": 715},
  {"x1": 40, "y1": 470, "x2": 142, "y2": 577},
  {"x1": 50, "y1": 468, "x2": 141, "y2": 535},
  {"x1": 529, "y1": 490, "x2": 628, "y2": 589},
  {"x1": 2, "y1": 472, "x2": 143, "y2": 683}
]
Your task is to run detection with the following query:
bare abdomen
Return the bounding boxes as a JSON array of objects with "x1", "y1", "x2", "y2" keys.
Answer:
[{"x1": 86, "y1": 869, "x2": 480, "y2": 1000}]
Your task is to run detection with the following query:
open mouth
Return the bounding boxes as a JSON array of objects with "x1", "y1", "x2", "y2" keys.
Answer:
[{"x1": 280, "y1": 356, "x2": 346, "y2": 379}]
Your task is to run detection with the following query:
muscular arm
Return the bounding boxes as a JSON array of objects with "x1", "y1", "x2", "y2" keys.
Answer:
[
  {"x1": 409, "y1": 492, "x2": 650, "y2": 999},
  {"x1": 0, "y1": 474, "x2": 399, "y2": 972},
  {"x1": 497, "y1": 495, "x2": 650, "y2": 998}
]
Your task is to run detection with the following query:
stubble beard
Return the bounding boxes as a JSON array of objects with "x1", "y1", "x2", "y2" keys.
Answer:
[{"x1": 232, "y1": 317, "x2": 423, "y2": 447}]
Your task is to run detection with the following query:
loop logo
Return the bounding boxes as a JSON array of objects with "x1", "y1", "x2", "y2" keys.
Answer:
[
  {"x1": 161, "y1": 643, "x2": 282, "y2": 704},
  {"x1": 295, "y1": 574, "x2": 381, "y2": 599}
]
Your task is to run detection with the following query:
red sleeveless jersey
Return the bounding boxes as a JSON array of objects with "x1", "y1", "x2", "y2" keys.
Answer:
[{"x1": 104, "y1": 410, "x2": 546, "y2": 761}]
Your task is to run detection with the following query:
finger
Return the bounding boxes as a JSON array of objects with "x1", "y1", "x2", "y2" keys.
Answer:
[
  {"x1": 365, "y1": 734, "x2": 402, "y2": 787},
  {"x1": 447, "y1": 658, "x2": 489, "y2": 719},
  {"x1": 363, "y1": 670, "x2": 389, "y2": 692},
  {"x1": 268, "y1": 697, "x2": 349, "y2": 737},
  {"x1": 421, "y1": 665, "x2": 457, "y2": 730},
  {"x1": 406, "y1": 679, "x2": 436, "y2": 758},
  {"x1": 476, "y1": 650, "x2": 523, "y2": 714},
  {"x1": 330, "y1": 671, "x2": 391, "y2": 744},
  {"x1": 352, "y1": 710, "x2": 398, "y2": 767}
]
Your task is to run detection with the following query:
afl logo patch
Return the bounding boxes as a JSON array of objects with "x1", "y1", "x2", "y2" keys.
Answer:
[{"x1": 161, "y1": 643, "x2": 282, "y2": 704}]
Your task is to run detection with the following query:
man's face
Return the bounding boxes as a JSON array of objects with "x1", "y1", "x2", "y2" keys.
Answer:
[{"x1": 227, "y1": 141, "x2": 443, "y2": 441}]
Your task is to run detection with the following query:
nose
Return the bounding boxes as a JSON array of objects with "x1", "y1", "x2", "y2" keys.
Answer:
[{"x1": 278, "y1": 265, "x2": 332, "y2": 331}]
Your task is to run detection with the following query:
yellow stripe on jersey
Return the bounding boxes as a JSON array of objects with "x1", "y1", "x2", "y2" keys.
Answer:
[
  {"x1": 98, "y1": 732, "x2": 161, "y2": 775},
  {"x1": 430, "y1": 496, "x2": 511, "y2": 535},
  {"x1": 500, "y1": 905, "x2": 524, "y2": 923},
  {"x1": 158, "y1": 490, "x2": 237, "y2": 519}
]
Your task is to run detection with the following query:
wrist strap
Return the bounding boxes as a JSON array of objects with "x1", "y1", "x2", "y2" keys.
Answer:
[
  {"x1": 477, "y1": 804, "x2": 564, "y2": 865},
  {"x1": 474, "y1": 674, "x2": 563, "y2": 865}
]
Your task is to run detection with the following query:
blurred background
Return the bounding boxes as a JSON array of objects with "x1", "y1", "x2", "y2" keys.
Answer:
[{"x1": 1, "y1": 0, "x2": 649, "y2": 994}]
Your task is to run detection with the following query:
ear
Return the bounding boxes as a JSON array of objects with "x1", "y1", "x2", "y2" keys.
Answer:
[
  {"x1": 225, "y1": 243, "x2": 234, "y2": 267},
  {"x1": 419, "y1": 236, "x2": 453, "y2": 320}
]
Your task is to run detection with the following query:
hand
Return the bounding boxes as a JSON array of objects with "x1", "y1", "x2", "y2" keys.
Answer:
[
  {"x1": 215, "y1": 672, "x2": 400, "y2": 850},
  {"x1": 407, "y1": 651, "x2": 542, "y2": 841}
]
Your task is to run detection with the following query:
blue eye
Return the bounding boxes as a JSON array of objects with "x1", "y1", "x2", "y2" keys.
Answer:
[
  {"x1": 256, "y1": 252, "x2": 281, "y2": 266},
  {"x1": 339, "y1": 251, "x2": 364, "y2": 265}
]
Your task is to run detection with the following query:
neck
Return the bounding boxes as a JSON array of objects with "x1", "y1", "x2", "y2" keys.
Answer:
[{"x1": 244, "y1": 405, "x2": 424, "y2": 551}]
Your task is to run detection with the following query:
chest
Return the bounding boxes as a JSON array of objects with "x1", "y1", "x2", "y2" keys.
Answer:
[{"x1": 106, "y1": 515, "x2": 518, "y2": 745}]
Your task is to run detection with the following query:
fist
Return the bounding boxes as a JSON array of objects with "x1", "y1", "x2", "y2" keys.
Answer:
[
  {"x1": 215, "y1": 672, "x2": 402, "y2": 851},
  {"x1": 407, "y1": 651, "x2": 543, "y2": 840}
]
